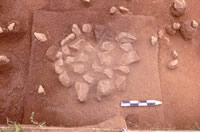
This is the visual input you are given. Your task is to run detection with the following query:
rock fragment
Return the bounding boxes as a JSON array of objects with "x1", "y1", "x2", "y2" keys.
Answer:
[
  {"x1": 115, "y1": 76, "x2": 127, "y2": 91},
  {"x1": 103, "y1": 68, "x2": 114, "y2": 79},
  {"x1": 73, "y1": 64, "x2": 85, "y2": 74},
  {"x1": 83, "y1": 74, "x2": 94, "y2": 84},
  {"x1": 101, "y1": 41, "x2": 115, "y2": 51},
  {"x1": 168, "y1": 59, "x2": 178, "y2": 70},
  {"x1": 75, "y1": 81, "x2": 89, "y2": 102},
  {"x1": 92, "y1": 62, "x2": 103, "y2": 72},
  {"x1": 115, "y1": 66, "x2": 130, "y2": 74},
  {"x1": 116, "y1": 32, "x2": 137, "y2": 44},
  {"x1": 97, "y1": 80, "x2": 114, "y2": 96},
  {"x1": 34, "y1": 32, "x2": 47, "y2": 42},
  {"x1": 0, "y1": 27, "x2": 4, "y2": 34},
  {"x1": 166, "y1": 25, "x2": 176, "y2": 35},
  {"x1": 180, "y1": 20, "x2": 199, "y2": 40},
  {"x1": 0, "y1": 55, "x2": 10, "y2": 66},
  {"x1": 172, "y1": 23, "x2": 181, "y2": 30},
  {"x1": 121, "y1": 50, "x2": 140, "y2": 65},
  {"x1": 119, "y1": 6, "x2": 130, "y2": 14},
  {"x1": 72, "y1": 24, "x2": 82, "y2": 36},
  {"x1": 64, "y1": 56, "x2": 76, "y2": 64},
  {"x1": 60, "y1": 33, "x2": 76, "y2": 46},
  {"x1": 172, "y1": 50, "x2": 178, "y2": 59},
  {"x1": 8, "y1": 23, "x2": 15, "y2": 31},
  {"x1": 61, "y1": 45, "x2": 71, "y2": 56},
  {"x1": 77, "y1": 53, "x2": 88, "y2": 62},
  {"x1": 82, "y1": 24, "x2": 92, "y2": 33},
  {"x1": 95, "y1": 25, "x2": 106, "y2": 41},
  {"x1": 46, "y1": 45, "x2": 59, "y2": 62},
  {"x1": 120, "y1": 43, "x2": 133, "y2": 52},
  {"x1": 151, "y1": 36, "x2": 158, "y2": 46},
  {"x1": 170, "y1": 0, "x2": 186, "y2": 17},
  {"x1": 58, "y1": 71, "x2": 71, "y2": 88},
  {"x1": 7, "y1": 21, "x2": 20, "y2": 32},
  {"x1": 54, "y1": 59, "x2": 64, "y2": 74},
  {"x1": 110, "y1": 6, "x2": 119, "y2": 15},
  {"x1": 38, "y1": 85, "x2": 46, "y2": 95},
  {"x1": 98, "y1": 52, "x2": 113, "y2": 66}
]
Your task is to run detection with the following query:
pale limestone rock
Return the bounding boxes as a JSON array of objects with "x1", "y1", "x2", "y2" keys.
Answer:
[
  {"x1": 121, "y1": 50, "x2": 140, "y2": 65},
  {"x1": 116, "y1": 32, "x2": 137, "y2": 44},
  {"x1": 191, "y1": 20, "x2": 199, "y2": 28},
  {"x1": 115, "y1": 76, "x2": 127, "y2": 91},
  {"x1": 101, "y1": 41, "x2": 115, "y2": 51},
  {"x1": 83, "y1": 74, "x2": 94, "y2": 84},
  {"x1": 103, "y1": 68, "x2": 114, "y2": 79},
  {"x1": 168, "y1": 59, "x2": 178, "y2": 70},
  {"x1": 92, "y1": 62, "x2": 103, "y2": 72},
  {"x1": 38, "y1": 85, "x2": 46, "y2": 95},
  {"x1": 61, "y1": 45, "x2": 71, "y2": 55},
  {"x1": 0, "y1": 55, "x2": 9, "y2": 66},
  {"x1": 0, "y1": 27, "x2": 3, "y2": 34},
  {"x1": 110, "y1": 6, "x2": 118, "y2": 15},
  {"x1": 120, "y1": 43, "x2": 133, "y2": 52},
  {"x1": 115, "y1": 66, "x2": 130, "y2": 74},
  {"x1": 73, "y1": 64, "x2": 85, "y2": 74},
  {"x1": 170, "y1": 0, "x2": 186, "y2": 17},
  {"x1": 72, "y1": 24, "x2": 82, "y2": 36},
  {"x1": 82, "y1": 24, "x2": 92, "y2": 33},
  {"x1": 64, "y1": 56, "x2": 76, "y2": 64},
  {"x1": 58, "y1": 71, "x2": 71, "y2": 88},
  {"x1": 151, "y1": 36, "x2": 158, "y2": 46},
  {"x1": 60, "y1": 33, "x2": 76, "y2": 46},
  {"x1": 97, "y1": 80, "x2": 114, "y2": 96},
  {"x1": 75, "y1": 81, "x2": 89, "y2": 102},
  {"x1": 8, "y1": 23, "x2": 15, "y2": 31},
  {"x1": 77, "y1": 53, "x2": 88, "y2": 62},
  {"x1": 34, "y1": 32, "x2": 47, "y2": 42}
]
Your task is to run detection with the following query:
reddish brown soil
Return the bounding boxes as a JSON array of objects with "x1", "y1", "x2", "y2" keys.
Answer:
[{"x1": 0, "y1": 0, "x2": 200, "y2": 130}]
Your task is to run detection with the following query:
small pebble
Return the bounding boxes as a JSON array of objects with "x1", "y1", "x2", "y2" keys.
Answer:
[
  {"x1": 8, "y1": 23, "x2": 15, "y2": 31},
  {"x1": 110, "y1": 6, "x2": 118, "y2": 15},
  {"x1": 168, "y1": 59, "x2": 178, "y2": 70},
  {"x1": 38, "y1": 85, "x2": 46, "y2": 95},
  {"x1": 60, "y1": 33, "x2": 76, "y2": 46},
  {"x1": 34, "y1": 32, "x2": 47, "y2": 42},
  {"x1": 172, "y1": 50, "x2": 178, "y2": 59},
  {"x1": 191, "y1": 20, "x2": 199, "y2": 28},
  {"x1": 82, "y1": 24, "x2": 92, "y2": 33},
  {"x1": 72, "y1": 24, "x2": 82, "y2": 36},
  {"x1": 151, "y1": 36, "x2": 158, "y2": 46},
  {"x1": 172, "y1": 23, "x2": 181, "y2": 30},
  {"x1": 0, "y1": 27, "x2": 3, "y2": 34}
]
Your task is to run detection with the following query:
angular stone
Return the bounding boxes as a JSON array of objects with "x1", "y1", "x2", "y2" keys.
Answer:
[
  {"x1": 46, "y1": 45, "x2": 59, "y2": 62},
  {"x1": 170, "y1": 0, "x2": 186, "y2": 17},
  {"x1": 92, "y1": 62, "x2": 103, "y2": 72},
  {"x1": 61, "y1": 45, "x2": 71, "y2": 56},
  {"x1": 82, "y1": 24, "x2": 92, "y2": 33},
  {"x1": 181, "y1": 20, "x2": 198, "y2": 40},
  {"x1": 97, "y1": 80, "x2": 114, "y2": 96},
  {"x1": 101, "y1": 41, "x2": 115, "y2": 51},
  {"x1": 38, "y1": 85, "x2": 46, "y2": 95},
  {"x1": 103, "y1": 68, "x2": 114, "y2": 79},
  {"x1": 116, "y1": 32, "x2": 137, "y2": 44},
  {"x1": 115, "y1": 76, "x2": 127, "y2": 91},
  {"x1": 83, "y1": 74, "x2": 94, "y2": 84},
  {"x1": 115, "y1": 66, "x2": 130, "y2": 74},
  {"x1": 168, "y1": 59, "x2": 178, "y2": 70},
  {"x1": 84, "y1": 42, "x2": 95, "y2": 53},
  {"x1": 77, "y1": 53, "x2": 88, "y2": 62},
  {"x1": 120, "y1": 43, "x2": 133, "y2": 52},
  {"x1": 58, "y1": 71, "x2": 71, "y2": 88},
  {"x1": 64, "y1": 56, "x2": 76, "y2": 64},
  {"x1": 121, "y1": 50, "x2": 140, "y2": 65},
  {"x1": 75, "y1": 81, "x2": 89, "y2": 102},
  {"x1": 110, "y1": 6, "x2": 118, "y2": 15},
  {"x1": 119, "y1": 6, "x2": 129, "y2": 14},
  {"x1": 72, "y1": 24, "x2": 82, "y2": 36},
  {"x1": 34, "y1": 32, "x2": 47, "y2": 42},
  {"x1": 69, "y1": 39, "x2": 84, "y2": 51},
  {"x1": 7, "y1": 20, "x2": 20, "y2": 32},
  {"x1": 95, "y1": 25, "x2": 106, "y2": 41},
  {"x1": 60, "y1": 33, "x2": 76, "y2": 46},
  {"x1": 98, "y1": 52, "x2": 113, "y2": 66},
  {"x1": 8, "y1": 23, "x2": 15, "y2": 31},
  {"x1": 151, "y1": 36, "x2": 158, "y2": 46},
  {"x1": 73, "y1": 64, "x2": 85, "y2": 74}
]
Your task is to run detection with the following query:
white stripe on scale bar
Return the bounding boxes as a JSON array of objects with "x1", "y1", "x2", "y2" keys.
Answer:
[
  {"x1": 138, "y1": 103, "x2": 148, "y2": 106},
  {"x1": 121, "y1": 103, "x2": 131, "y2": 107}
]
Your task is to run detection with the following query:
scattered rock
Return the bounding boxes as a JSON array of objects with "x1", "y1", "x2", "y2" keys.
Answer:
[
  {"x1": 72, "y1": 24, "x2": 82, "y2": 36},
  {"x1": 7, "y1": 21, "x2": 20, "y2": 32},
  {"x1": 170, "y1": 0, "x2": 186, "y2": 17},
  {"x1": 110, "y1": 6, "x2": 119, "y2": 15},
  {"x1": 0, "y1": 27, "x2": 4, "y2": 34},
  {"x1": 92, "y1": 62, "x2": 103, "y2": 72},
  {"x1": 38, "y1": 85, "x2": 46, "y2": 95},
  {"x1": 77, "y1": 53, "x2": 88, "y2": 62},
  {"x1": 56, "y1": 51, "x2": 63, "y2": 59},
  {"x1": 180, "y1": 20, "x2": 198, "y2": 40},
  {"x1": 54, "y1": 59, "x2": 64, "y2": 74},
  {"x1": 34, "y1": 32, "x2": 47, "y2": 42},
  {"x1": 46, "y1": 45, "x2": 59, "y2": 62},
  {"x1": 116, "y1": 32, "x2": 137, "y2": 44},
  {"x1": 151, "y1": 36, "x2": 158, "y2": 46},
  {"x1": 64, "y1": 56, "x2": 76, "y2": 64},
  {"x1": 75, "y1": 81, "x2": 89, "y2": 102},
  {"x1": 115, "y1": 76, "x2": 127, "y2": 91},
  {"x1": 168, "y1": 59, "x2": 178, "y2": 70},
  {"x1": 115, "y1": 66, "x2": 130, "y2": 74},
  {"x1": 58, "y1": 71, "x2": 71, "y2": 88},
  {"x1": 95, "y1": 25, "x2": 106, "y2": 41},
  {"x1": 69, "y1": 39, "x2": 84, "y2": 51},
  {"x1": 82, "y1": 24, "x2": 92, "y2": 33},
  {"x1": 103, "y1": 68, "x2": 114, "y2": 79},
  {"x1": 121, "y1": 50, "x2": 140, "y2": 65},
  {"x1": 172, "y1": 50, "x2": 178, "y2": 59},
  {"x1": 98, "y1": 52, "x2": 113, "y2": 66},
  {"x1": 172, "y1": 22, "x2": 181, "y2": 30},
  {"x1": 73, "y1": 64, "x2": 85, "y2": 74},
  {"x1": 166, "y1": 25, "x2": 176, "y2": 35},
  {"x1": 0, "y1": 55, "x2": 10, "y2": 66},
  {"x1": 83, "y1": 74, "x2": 94, "y2": 84},
  {"x1": 120, "y1": 43, "x2": 133, "y2": 52},
  {"x1": 8, "y1": 23, "x2": 15, "y2": 31},
  {"x1": 101, "y1": 41, "x2": 115, "y2": 51},
  {"x1": 84, "y1": 42, "x2": 95, "y2": 53},
  {"x1": 119, "y1": 6, "x2": 130, "y2": 14},
  {"x1": 60, "y1": 33, "x2": 76, "y2": 46},
  {"x1": 97, "y1": 80, "x2": 114, "y2": 96},
  {"x1": 61, "y1": 45, "x2": 71, "y2": 56}
]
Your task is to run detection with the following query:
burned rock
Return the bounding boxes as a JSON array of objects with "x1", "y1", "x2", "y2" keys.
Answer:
[
  {"x1": 119, "y1": 6, "x2": 130, "y2": 14},
  {"x1": 54, "y1": 59, "x2": 65, "y2": 74},
  {"x1": 110, "y1": 6, "x2": 119, "y2": 15},
  {"x1": 95, "y1": 25, "x2": 106, "y2": 41},
  {"x1": 75, "y1": 81, "x2": 89, "y2": 102},
  {"x1": 84, "y1": 42, "x2": 95, "y2": 53},
  {"x1": 98, "y1": 52, "x2": 113, "y2": 66},
  {"x1": 58, "y1": 71, "x2": 71, "y2": 88},
  {"x1": 56, "y1": 51, "x2": 63, "y2": 59},
  {"x1": 77, "y1": 53, "x2": 88, "y2": 62},
  {"x1": 0, "y1": 55, "x2": 11, "y2": 71},
  {"x1": 38, "y1": 85, "x2": 46, "y2": 95},
  {"x1": 69, "y1": 39, "x2": 84, "y2": 51},
  {"x1": 64, "y1": 56, "x2": 76, "y2": 64},
  {"x1": 170, "y1": 0, "x2": 186, "y2": 17},
  {"x1": 61, "y1": 45, "x2": 71, "y2": 56},
  {"x1": 180, "y1": 20, "x2": 199, "y2": 40},
  {"x1": 150, "y1": 36, "x2": 158, "y2": 46},
  {"x1": 172, "y1": 22, "x2": 181, "y2": 30},
  {"x1": 172, "y1": 50, "x2": 178, "y2": 59},
  {"x1": 92, "y1": 62, "x2": 103, "y2": 72}
]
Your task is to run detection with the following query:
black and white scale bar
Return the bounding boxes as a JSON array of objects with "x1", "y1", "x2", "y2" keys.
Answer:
[{"x1": 121, "y1": 100, "x2": 162, "y2": 107}]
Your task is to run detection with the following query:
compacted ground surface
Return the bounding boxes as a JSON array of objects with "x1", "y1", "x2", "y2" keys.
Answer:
[{"x1": 0, "y1": 0, "x2": 200, "y2": 130}]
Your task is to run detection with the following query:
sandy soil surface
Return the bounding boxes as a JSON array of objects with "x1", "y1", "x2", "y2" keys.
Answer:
[{"x1": 0, "y1": 0, "x2": 200, "y2": 130}]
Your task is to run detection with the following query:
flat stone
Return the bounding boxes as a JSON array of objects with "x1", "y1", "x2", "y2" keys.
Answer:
[
  {"x1": 73, "y1": 64, "x2": 85, "y2": 74},
  {"x1": 82, "y1": 24, "x2": 92, "y2": 33},
  {"x1": 115, "y1": 76, "x2": 127, "y2": 91},
  {"x1": 75, "y1": 81, "x2": 89, "y2": 102},
  {"x1": 151, "y1": 36, "x2": 158, "y2": 46},
  {"x1": 115, "y1": 66, "x2": 130, "y2": 74},
  {"x1": 46, "y1": 45, "x2": 59, "y2": 62},
  {"x1": 64, "y1": 56, "x2": 76, "y2": 64},
  {"x1": 121, "y1": 50, "x2": 140, "y2": 65},
  {"x1": 168, "y1": 59, "x2": 178, "y2": 70},
  {"x1": 60, "y1": 33, "x2": 76, "y2": 46},
  {"x1": 116, "y1": 32, "x2": 137, "y2": 44},
  {"x1": 34, "y1": 32, "x2": 47, "y2": 42},
  {"x1": 83, "y1": 74, "x2": 94, "y2": 84},
  {"x1": 98, "y1": 52, "x2": 113, "y2": 66},
  {"x1": 84, "y1": 42, "x2": 95, "y2": 53},
  {"x1": 110, "y1": 6, "x2": 118, "y2": 15},
  {"x1": 101, "y1": 41, "x2": 115, "y2": 51},
  {"x1": 119, "y1": 6, "x2": 129, "y2": 14},
  {"x1": 61, "y1": 45, "x2": 71, "y2": 56},
  {"x1": 97, "y1": 80, "x2": 114, "y2": 96},
  {"x1": 92, "y1": 62, "x2": 103, "y2": 72},
  {"x1": 58, "y1": 71, "x2": 71, "y2": 88},
  {"x1": 77, "y1": 53, "x2": 88, "y2": 62},
  {"x1": 72, "y1": 24, "x2": 82, "y2": 36},
  {"x1": 38, "y1": 85, "x2": 46, "y2": 95},
  {"x1": 120, "y1": 43, "x2": 133, "y2": 52},
  {"x1": 103, "y1": 68, "x2": 114, "y2": 79}
]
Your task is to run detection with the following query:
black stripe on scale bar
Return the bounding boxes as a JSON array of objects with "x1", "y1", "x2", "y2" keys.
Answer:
[
  {"x1": 139, "y1": 100, "x2": 147, "y2": 103},
  {"x1": 147, "y1": 103, "x2": 155, "y2": 106},
  {"x1": 130, "y1": 103, "x2": 139, "y2": 106},
  {"x1": 121, "y1": 101, "x2": 130, "y2": 103}
]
